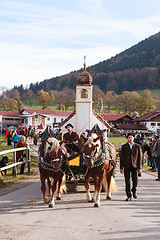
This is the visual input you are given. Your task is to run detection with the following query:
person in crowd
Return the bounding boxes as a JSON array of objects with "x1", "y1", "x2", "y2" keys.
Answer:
[
  {"x1": 16, "y1": 136, "x2": 29, "y2": 174},
  {"x1": 156, "y1": 137, "x2": 160, "y2": 181},
  {"x1": 7, "y1": 131, "x2": 12, "y2": 146},
  {"x1": 120, "y1": 132, "x2": 142, "y2": 201},
  {"x1": 150, "y1": 134, "x2": 158, "y2": 172},
  {"x1": 147, "y1": 138, "x2": 153, "y2": 167},
  {"x1": 134, "y1": 133, "x2": 148, "y2": 176},
  {"x1": 12, "y1": 131, "x2": 19, "y2": 148},
  {"x1": 63, "y1": 123, "x2": 79, "y2": 155}
]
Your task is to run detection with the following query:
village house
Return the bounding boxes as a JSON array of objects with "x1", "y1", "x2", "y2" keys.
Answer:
[
  {"x1": 133, "y1": 111, "x2": 160, "y2": 133},
  {"x1": 0, "y1": 109, "x2": 72, "y2": 130},
  {"x1": 103, "y1": 113, "x2": 132, "y2": 128}
]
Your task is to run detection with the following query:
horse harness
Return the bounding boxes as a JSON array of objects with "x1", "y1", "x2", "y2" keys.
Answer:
[
  {"x1": 83, "y1": 143, "x2": 116, "y2": 170},
  {"x1": 39, "y1": 143, "x2": 68, "y2": 173}
]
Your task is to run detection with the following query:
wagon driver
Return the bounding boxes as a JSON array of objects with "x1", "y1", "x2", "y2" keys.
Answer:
[{"x1": 63, "y1": 123, "x2": 79, "y2": 154}]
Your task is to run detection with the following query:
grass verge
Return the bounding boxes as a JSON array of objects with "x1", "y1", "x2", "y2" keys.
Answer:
[{"x1": 0, "y1": 136, "x2": 38, "y2": 189}]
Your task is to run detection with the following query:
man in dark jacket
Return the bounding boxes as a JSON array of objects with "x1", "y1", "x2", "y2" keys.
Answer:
[
  {"x1": 16, "y1": 136, "x2": 29, "y2": 174},
  {"x1": 63, "y1": 123, "x2": 79, "y2": 154},
  {"x1": 120, "y1": 133, "x2": 142, "y2": 201},
  {"x1": 156, "y1": 138, "x2": 160, "y2": 181}
]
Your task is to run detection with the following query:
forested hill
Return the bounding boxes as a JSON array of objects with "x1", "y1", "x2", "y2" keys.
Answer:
[{"x1": 22, "y1": 31, "x2": 160, "y2": 94}]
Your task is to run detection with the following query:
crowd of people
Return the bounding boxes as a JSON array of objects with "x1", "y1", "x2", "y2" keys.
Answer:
[
  {"x1": 2, "y1": 126, "x2": 35, "y2": 174},
  {"x1": 120, "y1": 131, "x2": 160, "y2": 202}
]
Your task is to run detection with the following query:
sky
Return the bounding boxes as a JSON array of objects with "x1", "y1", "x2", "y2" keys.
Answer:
[{"x1": 0, "y1": 0, "x2": 160, "y2": 93}]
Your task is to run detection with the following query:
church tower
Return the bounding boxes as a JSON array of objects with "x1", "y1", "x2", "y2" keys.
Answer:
[{"x1": 75, "y1": 56, "x2": 93, "y2": 132}]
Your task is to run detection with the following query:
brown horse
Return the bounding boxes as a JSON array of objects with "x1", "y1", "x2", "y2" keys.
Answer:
[
  {"x1": 82, "y1": 133, "x2": 117, "y2": 207},
  {"x1": 39, "y1": 137, "x2": 68, "y2": 208}
]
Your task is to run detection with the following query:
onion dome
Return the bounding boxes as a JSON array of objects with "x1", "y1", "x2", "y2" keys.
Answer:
[{"x1": 77, "y1": 56, "x2": 93, "y2": 85}]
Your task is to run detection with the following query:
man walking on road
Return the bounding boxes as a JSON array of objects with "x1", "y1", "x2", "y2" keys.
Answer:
[
  {"x1": 156, "y1": 138, "x2": 160, "y2": 181},
  {"x1": 120, "y1": 133, "x2": 142, "y2": 201}
]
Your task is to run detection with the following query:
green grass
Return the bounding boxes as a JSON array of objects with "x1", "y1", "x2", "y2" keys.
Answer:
[
  {"x1": 0, "y1": 136, "x2": 38, "y2": 189},
  {"x1": 108, "y1": 136, "x2": 126, "y2": 149},
  {"x1": 24, "y1": 105, "x2": 74, "y2": 111},
  {"x1": 136, "y1": 89, "x2": 160, "y2": 100},
  {"x1": 24, "y1": 105, "x2": 57, "y2": 110}
]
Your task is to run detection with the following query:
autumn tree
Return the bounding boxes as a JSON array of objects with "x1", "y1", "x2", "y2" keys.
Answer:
[
  {"x1": 37, "y1": 89, "x2": 50, "y2": 109},
  {"x1": 113, "y1": 91, "x2": 140, "y2": 114},
  {"x1": 8, "y1": 89, "x2": 21, "y2": 99},
  {"x1": 54, "y1": 87, "x2": 75, "y2": 110},
  {"x1": 105, "y1": 91, "x2": 116, "y2": 111},
  {"x1": 15, "y1": 98, "x2": 24, "y2": 112},
  {"x1": 137, "y1": 90, "x2": 157, "y2": 115},
  {"x1": 93, "y1": 85, "x2": 106, "y2": 113},
  {"x1": 21, "y1": 89, "x2": 36, "y2": 106},
  {"x1": 49, "y1": 90, "x2": 55, "y2": 105},
  {"x1": 0, "y1": 97, "x2": 18, "y2": 111}
]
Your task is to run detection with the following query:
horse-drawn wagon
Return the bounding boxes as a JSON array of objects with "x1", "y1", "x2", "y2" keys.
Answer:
[{"x1": 38, "y1": 125, "x2": 117, "y2": 207}]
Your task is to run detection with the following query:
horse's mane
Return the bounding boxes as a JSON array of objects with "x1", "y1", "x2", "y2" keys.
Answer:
[
  {"x1": 44, "y1": 137, "x2": 60, "y2": 156},
  {"x1": 85, "y1": 133, "x2": 100, "y2": 146}
]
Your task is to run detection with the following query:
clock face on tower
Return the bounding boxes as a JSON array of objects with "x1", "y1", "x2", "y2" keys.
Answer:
[{"x1": 81, "y1": 89, "x2": 88, "y2": 98}]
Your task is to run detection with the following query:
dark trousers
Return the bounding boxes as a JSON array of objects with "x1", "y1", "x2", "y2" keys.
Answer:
[
  {"x1": 157, "y1": 156, "x2": 160, "y2": 179},
  {"x1": 124, "y1": 165, "x2": 138, "y2": 198},
  {"x1": 19, "y1": 158, "x2": 25, "y2": 174}
]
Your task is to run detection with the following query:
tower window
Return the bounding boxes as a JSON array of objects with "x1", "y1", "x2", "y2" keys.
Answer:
[{"x1": 81, "y1": 89, "x2": 88, "y2": 98}]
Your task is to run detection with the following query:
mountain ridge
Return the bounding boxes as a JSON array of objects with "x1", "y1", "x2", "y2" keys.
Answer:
[{"x1": 16, "y1": 31, "x2": 160, "y2": 94}]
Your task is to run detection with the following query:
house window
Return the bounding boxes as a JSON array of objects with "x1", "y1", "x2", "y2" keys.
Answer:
[
  {"x1": 81, "y1": 89, "x2": 88, "y2": 98},
  {"x1": 151, "y1": 123, "x2": 156, "y2": 126},
  {"x1": 61, "y1": 118, "x2": 63, "y2": 122},
  {"x1": 157, "y1": 123, "x2": 160, "y2": 126},
  {"x1": 47, "y1": 117, "x2": 50, "y2": 121},
  {"x1": 25, "y1": 119, "x2": 28, "y2": 124},
  {"x1": 54, "y1": 118, "x2": 56, "y2": 123}
]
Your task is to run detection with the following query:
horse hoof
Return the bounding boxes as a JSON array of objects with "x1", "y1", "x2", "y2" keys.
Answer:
[
  {"x1": 56, "y1": 196, "x2": 61, "y2": 200},
  {"x1": 43, "y1": 198, "x2": 49, "y2": 203},
  {"x1": 94, "y1": 203, "x2": 99, "y2": 207},
  {"x1": 49, "y1": 203, "x2": 54, "y2": 208},
  {"x1": 106, "y1": 196, "x2": 111, "y2": 200},
  {"x1": 92, "y1": 198, "x2": 96, "y2": 203}
]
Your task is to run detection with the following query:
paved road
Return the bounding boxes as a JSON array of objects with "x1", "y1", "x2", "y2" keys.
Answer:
[{"x1": 0, "y1": 162, "x2": 160, "y2": 240}]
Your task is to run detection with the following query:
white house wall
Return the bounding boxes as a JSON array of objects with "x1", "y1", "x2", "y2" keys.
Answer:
[
  {"x1": 45, "y1": 114, "x2": 70, "y2": 127},
  {"x1": 142, "y1": 121, "x2": 160, "y2": 132}
]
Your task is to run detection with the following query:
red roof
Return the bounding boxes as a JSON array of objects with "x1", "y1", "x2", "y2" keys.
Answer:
[
  {"x1": 93, "y1": 110, "x2": 112, "y2": 129},
  {"x1": 103, "y1": 113, "x2": 130, "y2": 121},
  {"x1": 117, "y1": 124, "x2": 147, "y2": 130},
  {"x1": 21, "y1": 108, "x2": 72, "y2": 116},
  {"x1": 0, "y1": 111, "x2": 21, "y2": 117},
  {"x1": 133, "y1": 111, "x2": 160, "y2": 122}
]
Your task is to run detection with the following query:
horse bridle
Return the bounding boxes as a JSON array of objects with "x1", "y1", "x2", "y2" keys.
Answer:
[
  {"x1": 83, "y1": 145, "x2": 104, "y2": 168},
  {"x1": 47, "y1": 147, "x2": 67, "y2": 172}
]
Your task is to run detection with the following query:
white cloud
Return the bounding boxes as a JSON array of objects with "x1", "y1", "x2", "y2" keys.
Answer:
[
  {"x1": 0, "y1": 42, "x2": 124, "y2": 89},
  {"x1": 0, "y1": 0, "x2": 160, "y2": 91}
]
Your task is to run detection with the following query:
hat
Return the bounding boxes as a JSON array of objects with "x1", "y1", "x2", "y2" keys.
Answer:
[
  {"x1": 65, "y1": 123, "x2": 74, "y2": 129},
  {"x1": 126, "y1": 132, "x2": 134, "y2": 138}
]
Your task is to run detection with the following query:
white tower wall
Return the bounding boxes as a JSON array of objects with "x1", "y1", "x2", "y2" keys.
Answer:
[{"x1": 75, "y1": 85, "x2": 93, "y2": 133}]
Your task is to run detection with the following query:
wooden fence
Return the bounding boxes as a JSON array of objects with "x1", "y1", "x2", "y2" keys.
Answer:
[{"x1": 0, "y1": 147, "x2": 30, "y2": 176}]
